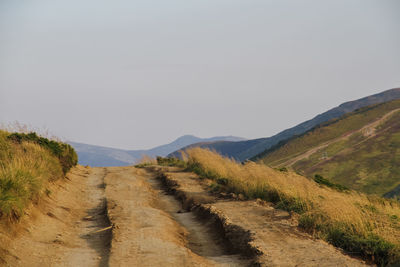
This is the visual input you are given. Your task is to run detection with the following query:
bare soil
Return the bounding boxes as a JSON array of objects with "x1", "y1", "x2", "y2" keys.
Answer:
[
  {"x1": 0, "y1": 166, "x2": 111, "y2": 267},
  {"x1": 156, "y1": 166, "x2": 370, "y2": 267},
  {"x1": 0, "y1": 165, "x2": 371, "y2": 266},
  {"x1": 105, "y1": 166, "x2": 249, "y2": 266}
]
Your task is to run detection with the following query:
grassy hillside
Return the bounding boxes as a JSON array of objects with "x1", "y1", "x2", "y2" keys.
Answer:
[
  {"x1": 0, "y1": 130, "x2": 77, "y2": 220},
  {"x1": 170, "y1": 88, "x2": 400, "y2": 161},
  {"x1": 256, "y1": 99, "x2": 400, "y2": 196},
  {"x1": 161, "y1": 148, "x2": 400, "y2": 265},
  {"x1": 159, "y1": 148, "x2": 400, "y2": 265}
]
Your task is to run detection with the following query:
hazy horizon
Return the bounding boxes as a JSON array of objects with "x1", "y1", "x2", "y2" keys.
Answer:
[{"x1": 1, "y1": 0, "x2": 399, "y2": 150}]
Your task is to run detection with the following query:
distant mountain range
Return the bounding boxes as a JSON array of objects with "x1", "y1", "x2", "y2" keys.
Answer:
[
  {"x1": 256, "y1": 99, "x2": 400, "y2": 197},
  {"x1": 68, "y1": 135, "x2": 245, "y2": 167},
  {"x1": 169, "y1": 88, "x2": 400, "y2": 161}
]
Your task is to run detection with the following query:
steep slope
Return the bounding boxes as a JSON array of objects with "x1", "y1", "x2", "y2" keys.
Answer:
[
  {"x1": 69, "y1": 135, "x2": 244, "y2": 167},
  {"x1": 256, "y1": 99, "x2": 400, "y2": 196},
  {"x1": 170, "y1": 88, "x2": 400, "y2": 161}
]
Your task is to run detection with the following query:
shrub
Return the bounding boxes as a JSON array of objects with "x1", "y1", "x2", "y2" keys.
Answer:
[
  {"x1": 314, "y1": 174, "x2": 349, "y2": 192},
  {"x1": 156, "y1": 156, "x2": 187, "y2": 168}
]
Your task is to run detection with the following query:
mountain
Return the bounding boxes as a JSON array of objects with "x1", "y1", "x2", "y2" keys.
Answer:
[
  {"x1": 256, "y1": 99, "x2": 400, "y2": 196},
  {"x1": 68, "y1": 135, "x2": 245, "y2": 167},
  {"x1": 169, "y1": 88, "x2": 400, "y2": 161}
]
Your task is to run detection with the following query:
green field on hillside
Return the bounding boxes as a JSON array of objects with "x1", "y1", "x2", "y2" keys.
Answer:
[{"x1": 257, "y1": 100, "x2": 400, "y2": 196}]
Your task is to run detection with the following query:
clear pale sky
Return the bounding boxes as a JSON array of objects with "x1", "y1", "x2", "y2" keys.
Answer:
[{"x1": 1, "y1": 0, "x2": 399, "y2": 149}]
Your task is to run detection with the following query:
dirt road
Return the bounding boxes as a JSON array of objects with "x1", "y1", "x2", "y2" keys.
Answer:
[
  {"x1": 0, "y1": 166, "x2": 111, "y2": 267},
  {"x1": 105, "y1": 166, "x2": 249, "y2": 266},
  {"x1": 0, "y1": 165, "x2": 369, "y2": 266}
]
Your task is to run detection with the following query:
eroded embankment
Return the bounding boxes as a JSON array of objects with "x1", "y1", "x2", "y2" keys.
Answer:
[
  {"x1": 157, "y1": 168, "x2": 260, "y2": 260},
  {"x1": 0, "y1": 166, "x2": 112, "y2": 267},
  {"x1": 105, "y1": 166, "x2": 250, "y2": 266},
  {"x1": 153, "y1": 166, "x2": 370, "y2": 267}
]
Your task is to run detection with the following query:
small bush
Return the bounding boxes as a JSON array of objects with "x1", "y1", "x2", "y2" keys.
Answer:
[
  {"x1": 278, "y1": 167, "x2": 288, "y2": 172},
  {"x1": 156, "y1": 156, "x2": 187, "y2": 168},
  {"x1": 314, "y1": 174, "x2": 349, "y2": 192},
  {"x1": 216, "y1": 177, "x2": 229, "y2": 185},
  {"x1": 275, "y1": 197, "x2": 308, "y2": 213},
  {"x1": 209, "y1": 182, "x2": 222, "y2": 193}
]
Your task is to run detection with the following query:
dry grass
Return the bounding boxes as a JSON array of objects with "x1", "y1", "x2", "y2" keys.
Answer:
[
  {"x1": 138, "y1": 155, "x2": 157, "y2": 165},
  {"x1": 183, "y1": 147, "x2": 400, "y2": 264},
  {"x1": 134, "y1": 155, "x2": 157, "y2": 168},
  {"x1": 0, "y1": 130, "x2": 66, "y2": 220}
]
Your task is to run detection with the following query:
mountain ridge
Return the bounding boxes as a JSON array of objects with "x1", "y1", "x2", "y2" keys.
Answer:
[
  {"x1": 169, "y1": 88, "x2": 400, "y2": 161},
  {"x1": 256, "y1": 99, "x2": 400, "y2": 196},
  {"x1": 69, "y1": 135, "x2": 245, "y2": 167}
]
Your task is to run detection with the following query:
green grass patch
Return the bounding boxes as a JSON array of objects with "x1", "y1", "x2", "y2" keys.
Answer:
[
  {"x1": 299, "y1": 213, "x2": 399, "y2": 266},
  {"x1": 156, "y1": 156, "x2": 187, "y2": 168},
  {"x1": 313, "y1": 174, "x2": 349, "y2": 192},
  {"x1": 134, "y1": 162, "x2": 153, "y2": 168}
]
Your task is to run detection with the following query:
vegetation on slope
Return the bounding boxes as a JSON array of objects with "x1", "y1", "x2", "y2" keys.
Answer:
[
  {"x1": 161, "y1": 148, "x2": 400, "y2": 265},
  {"x1": 0, "y1": 130, "x2": 77, "y2": 220},
  {"x1": 169, "y1": 88, "x2": 400, "y2": 162},
  {"x1": 255, "y1": 99, "x2": 400, "y2": 196}
]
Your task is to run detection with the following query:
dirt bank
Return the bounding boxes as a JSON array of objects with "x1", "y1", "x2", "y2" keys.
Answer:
[
  {"x1": 0, "y1": 165, "x2": 371, "y2": 266},
  {"x1": 155, "y1": 166, "x2": 370, "y2": 267},
  {"x1": 0, "y1": 166, "x2": 111, "y2": 267}
]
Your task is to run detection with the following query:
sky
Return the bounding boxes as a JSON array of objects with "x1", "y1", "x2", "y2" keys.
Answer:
[{"x1": 0, "y1": 0, "x2": 399, "y2": 150}]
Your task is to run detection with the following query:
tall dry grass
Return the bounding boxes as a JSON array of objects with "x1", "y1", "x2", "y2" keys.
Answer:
[
  {"x1": 0, "y1": 130, "x2": 65, "y2": 219},
  {"x1": 184, "y1": 147, "x2": 400, "y2": 264}
]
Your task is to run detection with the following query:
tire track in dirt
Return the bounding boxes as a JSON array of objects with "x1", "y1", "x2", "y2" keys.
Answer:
[
  {"x1": 62, "y1": 167, "x2": 112, "y2": 267},
  {"x1": 105, "y1": 166, "x2": 250, "y2": 266}
]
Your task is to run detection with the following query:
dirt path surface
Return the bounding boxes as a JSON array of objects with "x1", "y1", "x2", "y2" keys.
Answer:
[
  {"x1": 1, "y1": 165, "x2": 370, "y2": 266},
  {"x1": 0, "y1": 166, "x2": 111, "y2": 267},
  {"x1": 105, "y1": 166, "x2": 249, "y2": 266}
]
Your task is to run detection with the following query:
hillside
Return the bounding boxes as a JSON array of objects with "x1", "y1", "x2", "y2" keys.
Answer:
[
  {"x1": 256, "y1": 99, "x2": 400, "y2": 197},
  {"x1": 69, "y1": 135, "x2": 244, "y2": 167},
  {"x1": 160, "y1": 148, "x2": 400, "y2": 265},
  {"x1": 170, "y1": 88, "x2": 400, "y2": 161},
  {"x1": 0, "y1": 131, "x2": 77, "y2": 219}
]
